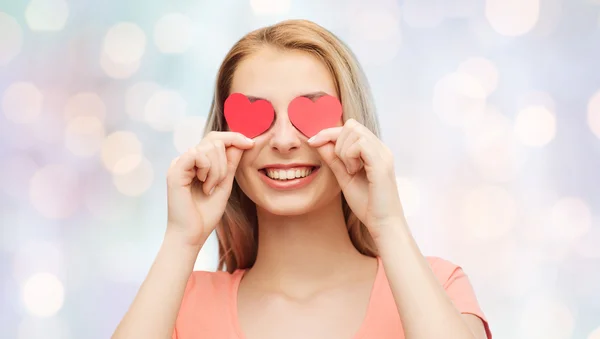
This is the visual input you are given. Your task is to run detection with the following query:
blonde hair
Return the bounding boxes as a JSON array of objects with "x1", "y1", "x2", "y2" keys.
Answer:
[{"x1": 202, "y1": 19, "x2": 381, "y2": 273}]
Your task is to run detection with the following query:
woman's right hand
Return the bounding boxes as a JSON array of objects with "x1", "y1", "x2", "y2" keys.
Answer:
[{"x1": 165, "y1": 131, "x2": 255, "y2": 248}]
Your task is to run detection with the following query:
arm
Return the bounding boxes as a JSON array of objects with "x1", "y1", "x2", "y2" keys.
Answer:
[
  {"x1": 375, "y1": 219, "x2": 489, "y2": 339},
  {"x1": 111, "y1": 230, "x2": 206, "y2": 339}
]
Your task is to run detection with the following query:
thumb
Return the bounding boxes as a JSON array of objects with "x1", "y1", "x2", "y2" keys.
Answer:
[{"x1": 315, "y1": 143, "x2": 351, "y2": 184}]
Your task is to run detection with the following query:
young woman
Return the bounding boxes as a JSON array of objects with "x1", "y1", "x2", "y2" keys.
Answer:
[{"x1": 112, "y1": 20, "x2": 492, "y2": 339}]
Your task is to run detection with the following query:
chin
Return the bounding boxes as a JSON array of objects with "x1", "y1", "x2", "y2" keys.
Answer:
[{"x1": 258, "y1": 194, "x2": 319, "y2": 216}]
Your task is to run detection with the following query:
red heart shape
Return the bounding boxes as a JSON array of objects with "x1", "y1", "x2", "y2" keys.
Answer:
[
  {"x1": 224, "y1": 93, "x2": 275, "y2": 138},
  {"x1": 288, "y1": 95, "x2": 343, "y2": 138}
]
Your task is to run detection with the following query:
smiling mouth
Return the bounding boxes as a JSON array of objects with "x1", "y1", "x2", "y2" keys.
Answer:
[{"x1": 259, "y1": 166, "x2": 319, "y2": 181}]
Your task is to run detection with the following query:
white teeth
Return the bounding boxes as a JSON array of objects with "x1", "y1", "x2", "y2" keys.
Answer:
[{"x1": 265, "y1": 167, "x2": 313, "y2": 180}]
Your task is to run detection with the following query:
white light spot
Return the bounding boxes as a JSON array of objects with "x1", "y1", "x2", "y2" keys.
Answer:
[
  {"x1": 65, "y1": 116, "x2": 106, "y2": 157},
  {"x1": 173, "y1": 116, "x2": 207, "y2": 153},
  {"x1": 2, "y1": 82, "x2": 43, "y2": 124},
  {"x1": 395, "y1": 177, "x2": 421, "y2": 217},
  {"x1": 457, "y1": 57, "x2": 499, "y2": 96},
  {"x1": 25, "y1": 0, "x2": 69, "y2": 31},
  {"x1": 0, "y1": 12, "x2": 23, "y2": 65},
  {"x1": 125, "y1": 82, "x2": 161, "y2": 121},
  {"x1": 433, "y1": 71, "x2": 487, "y2": 128},
  {"x1": 464, "y1": 106, "x2": 523, "y2": 182},
  {"x1": 64, "y1": 92, "x2": 106, "y2": 122},
  {"x1": 550, "y1": 197, "x2": 592, "y2": 241},
  {"x1": 515, "y1": 105, "x2": 556, "y2": 147},
  {"x1": 29, "y1": 164, "x2": 80, "y2": 219},
  {"x1": 21, "y1": 273, "x2": 65, "y2": 317},
  {"x1": 102, "y1": 22, "x2": 146, "y2": 64},
  {"x1": 589, "y1": 326, "x2": 600, "y2": 339},
  {"x1": 485, "y1": 0, "x2": 540, "y2": 36},
  {"x1": 144, "y1": 89, "x2": 187, "y2": 131},
  {"x1": 250, "y1": 0, "x2": 292, "y2": 15},
  {"x1": 587, "y1": 89, "x2": 600, "y2": 139},
  {"x1": 112, "y1": 157, "x2": 154, "y2": 197},
  {"x1": 519, "y1": 296, "x2": 574, "y2": 339},
  {"x1": 461, "y1": 185, "x2": 517, "y2": 239},
  {"x1": 101, "y1": 131, "x2": 143, "y2": 174},
  {"x1": 402, "y1": 0, "x2": 445, "y2": 28},
  {"x1": 154, "y1": 13, "x2": 194, "y2": 54},
  {"x1": 100, "y1": 52, "x2": 140, "y2": 79}
]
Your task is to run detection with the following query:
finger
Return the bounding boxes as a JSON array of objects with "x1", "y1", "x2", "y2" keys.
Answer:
[
  {"x1": 220, "y1": 146, "x2": 244, "y2": 188},
  {"x1": 206, "y1": 131, "x2": 255, "y2": 150},
  {"x1": 202, "y1": 144, "x2": 222, "y2": 195},
  {"x1": 314, "y1": 143, "x2": 351, "y2": 185},
  {"x1": 195, "y1": 152, "x2": 210, "y2": 182},
  {"x1": 336, "y1": 130, "x2": 358, "y2": 174},
  {"x1": 307, "y1": 127, "x2": 343, "y2": 147},
  {"x1": 345, "y1": 137, "x2": 375, "y2": 167},
  {"x1": 341, "y1": 138, "x2": 363, "y2": 174},
  {"x1": 214, "y1": 140, "x2": 228, "y2": 187}
]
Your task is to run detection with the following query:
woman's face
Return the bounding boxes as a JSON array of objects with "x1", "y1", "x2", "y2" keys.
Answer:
[{"x1": 230, "y1": 46, "x2": 343, "y2": 216}]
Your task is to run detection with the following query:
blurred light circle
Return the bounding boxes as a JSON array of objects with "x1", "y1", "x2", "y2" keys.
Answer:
[
  {"x1": 433, "y1": 72, "x2": 487, "y2": 128},
  {"x1": 457, "y1": 57, "x2": 499, "y2": 96},
  {"x1": 587, "y1": 89, "x2": 600, "y2": 139},
  {"x1": 125, "y1": 81, "x2": 160, "y2": 121},
  {"x1": 0, "y1": 12, "x2": 23, "y2": 66},
  {"x1": 515, "y1": 105, "x2": 556, "y2": 147},
  {"x1": 18, "y1": 316, "x2": 70, "y2": 339},
  {"x1": 519, "y1": 90, "x2": 556, "y2": 113},
  {"x1": 350, "y1": 6, "x2": 401, "y2": 42},
  {"x1": 589, "y1": 327, "x2": 600, "y2": 339},
  {"x1": 84, "y1": 173, "x2": 137, "y2": 221},
  {"x1": 485, "y1": 0, "x2": 540, "y2": 36},
  {"x1": 102, "y1": 22, "x2": 146, "y2": 64},
  {"x1": 173, "y1": 116, "x2": 207, "y2": 153},
  {"x1": 395, "y1": 177, "x2": 421, "y2": 217},
  {"x1": 575, "y1": 221, "x2": 600, "y2": 258},
  {"x1": 344, "y1": 2, "x2": 402, "y2": 66},
  {"x1": 21, "y1": 273, "x2": 65, "y2": 317},
  {"x1": 402, "y1": 0, "x2": 445, "y2": 28},
  {"x1": 154, "y1": 13, "x2": 194, "y2": 54},
  {"x1": 13, "y1": 241, "x2": 63, "y2": 282},
  {"x1": 519, "y1": 296, "x2": 574, "y2": 339},
  {"x1": 101, "y1": 131, "x2": 143, "y2": 174},
  {"x1": 464, "y1": 106, "x2": 523, "y2": 182},
  {"x1": 29, "y1": 164, "x2": 79, "y2": 219},
  {"x1": 25, "y1": 0, "x2": 69, "y2": 31},
  {"x1": 0, "y1": 154, "x2": 38, "y2": 200},
  {"x1": 461, "y1": 185, "x2": 517, "y2": 239},
  {"x1": 2, "y1": 82, "x2": 43, "y2": 124},
  {"x1": 550, "y1": 197, "x2": 592, "y2": 240},
  {"x1": 144, "y1": 89, "x2": 187, "y2": 131},
  {"x1": 100, "y1": 52, "x2": 140, "y2": 79},
  {"x1": 65, "y1": 116, "x2": 106, "y2": 157},
  {"x1": 112, "y1": 157, "x2": 154, "y2": 197},
  {"x1": 63, "y1": 92, "x2": 106, "y2": 122},
  {"x1": 250, "y1": 0, "x2": 292, "y2": 15}
]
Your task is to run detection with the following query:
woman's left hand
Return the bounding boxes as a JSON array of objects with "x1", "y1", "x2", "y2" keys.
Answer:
[{"x1": 308, "y1": 118, "x2": 406, "y2": 240}]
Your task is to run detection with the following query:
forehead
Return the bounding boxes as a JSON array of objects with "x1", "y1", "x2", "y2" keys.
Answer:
[{"x1": 230, "y1": 46, "x2": 337, "y2": 102}]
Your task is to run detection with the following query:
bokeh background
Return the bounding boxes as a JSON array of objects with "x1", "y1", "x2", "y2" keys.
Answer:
[{"x1": 1, "y1": 0, "x2": 600, "y2": 338}]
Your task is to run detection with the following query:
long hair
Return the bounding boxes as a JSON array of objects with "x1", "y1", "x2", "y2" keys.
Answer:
[{"x1": 202, "y1": 19, "x2": 381, "y2": 273}]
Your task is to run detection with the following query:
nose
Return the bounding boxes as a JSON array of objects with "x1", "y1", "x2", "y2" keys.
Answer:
[{"x1": 268, "y1": 111, "x2": 302, "y2": 154}]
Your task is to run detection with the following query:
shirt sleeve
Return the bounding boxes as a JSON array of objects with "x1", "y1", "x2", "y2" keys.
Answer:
[{"x1": 428, "y1": 257, "x2": 492, "y2": 339}]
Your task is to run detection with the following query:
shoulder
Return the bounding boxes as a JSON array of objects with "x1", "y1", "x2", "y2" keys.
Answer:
[
  {"x1": 180, "y1": 270, "x2": 240, "y2": 305},
  {"x1": 425, "y1": 256, "x2": 465, "y2": 286}
]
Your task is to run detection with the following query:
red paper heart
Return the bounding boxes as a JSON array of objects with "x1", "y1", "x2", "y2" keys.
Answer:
[
  {"x1": 288, "y1": 95, "x2": 343, "y2": 138},
  {"x1": 224, "y1": 93, "x2": 275, "y2": 138}
]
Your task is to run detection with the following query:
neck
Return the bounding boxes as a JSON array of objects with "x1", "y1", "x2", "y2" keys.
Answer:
[{"x1": 246, "y1": 194, "x2": 372, "y2": 292}]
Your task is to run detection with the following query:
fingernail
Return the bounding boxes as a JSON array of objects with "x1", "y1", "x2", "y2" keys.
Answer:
[
  {"x1": 209, "y1": 187, "x2": 215, "y2": 195},
  {"x1": 245, "y1": 137, "x2": 254, "y2": 143},
  {"x1": 307, "y1": 136, "x2": 316, "y2": 143}
]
